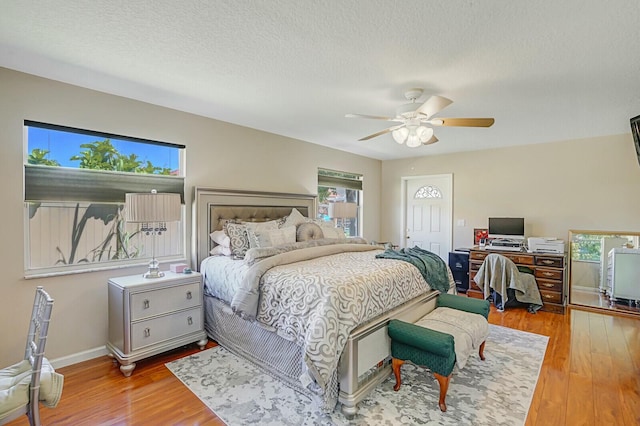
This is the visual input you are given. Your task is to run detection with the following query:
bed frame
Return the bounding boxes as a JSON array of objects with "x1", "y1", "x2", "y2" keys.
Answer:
[{"x1": 193, "y1": 187, "x2": 439, "y2": 416}]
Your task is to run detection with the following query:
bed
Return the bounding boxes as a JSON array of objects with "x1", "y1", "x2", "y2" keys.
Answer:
[{"x1": 193, "y1": 187, "x2": 454, "y2": 416}]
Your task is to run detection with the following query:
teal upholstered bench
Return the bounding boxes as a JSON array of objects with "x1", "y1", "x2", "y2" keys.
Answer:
[{"x1": 388, "y1": 293, "x2": 490, "y2": 412}]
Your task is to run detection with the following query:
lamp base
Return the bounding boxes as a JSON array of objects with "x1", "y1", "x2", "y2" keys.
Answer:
[
  {"x1": 143, "y1": 258, "x2": 164, "y2": 279},
  {"x1": 143, "y1": 269, "x2": 165, "y2": 279}
]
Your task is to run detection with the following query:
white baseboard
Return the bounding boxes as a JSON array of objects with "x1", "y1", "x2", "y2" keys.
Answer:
[{"x1": 49, "y1": 346, "x2": 109, "y2": 369}]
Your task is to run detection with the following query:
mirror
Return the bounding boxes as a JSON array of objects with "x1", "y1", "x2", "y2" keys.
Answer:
[{"x1": 568, "y1": 230, "x2": 640, "y2": 316}]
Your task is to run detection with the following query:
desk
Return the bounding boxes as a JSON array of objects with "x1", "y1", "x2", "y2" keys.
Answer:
[{"x1": 468, "y1": 247, "x2": 566, "y2": 314}]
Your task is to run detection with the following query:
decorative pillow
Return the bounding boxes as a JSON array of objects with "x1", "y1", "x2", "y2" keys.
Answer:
[
  {"x1": 242, "y1": 218, "x2": 283, "y2": 232},
  {"x1": 209, "y1": 245, "x2": 232, "y2": 256},
  {"x1": 322, "y1": 226, "x2": 347, "y2": 239},
  {"x1": 224, "y1": 222, "x2": 250, "y2": 257},
  {"x1": 283, "y1": 208, "x2": 308, "y2": 228},
  {"x1": 296, "y1": 222, "x2": 324, "y2": 242},
  {"x1": 209, "y1": 230, "x2": 230, "y2": 247},
  {"x1": 247, "y1": 226, "x2": 296, "y2": 248}
]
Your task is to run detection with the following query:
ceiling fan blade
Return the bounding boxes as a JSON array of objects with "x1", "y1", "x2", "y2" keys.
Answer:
[
  {"x1": 416, "y1": 95, "x2": 453, "y2": 118},
  {"x1": 358, "y1": 125, "x2": 404, "y2": 141},
  {"x1": 433, "y1": 118, "x2": 495, "y2": 127},
  {"x1": 422, "y1": 135, "x2": 439, "y2": 145},
  {"x1": 345, "y1": 113, "x2": 397, "y2": 121}
]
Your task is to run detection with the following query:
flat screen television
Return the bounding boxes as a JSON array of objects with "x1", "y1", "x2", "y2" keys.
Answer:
[
  {"x1": 488, "y1": 217, "x2": 525, "y2": 240},
  {"x1": 631, "y1": 114, "x2": 640, "y2": 166}
]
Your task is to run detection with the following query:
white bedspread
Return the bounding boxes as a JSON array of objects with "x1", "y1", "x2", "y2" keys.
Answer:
[{"x1": 201, "y1": 243, "x2": 450, "y2": 411}]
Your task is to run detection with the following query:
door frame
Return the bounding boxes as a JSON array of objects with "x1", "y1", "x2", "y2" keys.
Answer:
[{"x1": 400, "y1": 174, "x2": 453, "y2": 251}]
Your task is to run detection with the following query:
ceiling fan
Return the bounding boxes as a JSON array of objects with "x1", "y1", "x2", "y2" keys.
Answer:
[{"x1": 345, "y1": 88, "x2": 495, "y2": 147}]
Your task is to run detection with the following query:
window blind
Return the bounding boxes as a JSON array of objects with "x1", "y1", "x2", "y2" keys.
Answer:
[{"x1": 24, "y1": 165, "x2": 185, "y2": 203}]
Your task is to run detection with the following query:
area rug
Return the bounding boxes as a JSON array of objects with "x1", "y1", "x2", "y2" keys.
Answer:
[{"x1": 166, "y1": 324, "x2": 548, "y2": 426}]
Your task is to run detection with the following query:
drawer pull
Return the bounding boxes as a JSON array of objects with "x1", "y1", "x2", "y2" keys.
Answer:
[
  {"x1": 186, "y1": 291, "x2": 192, "y2": 300},
  {"x1": 542, "y1": 283, "x2": 554, "y2": 288},
  {"x1": 543, "y1": 272, "x2": 553, "y2": 277},
  {"x1": 543, "y1": 294, "x2": 554, "y2": 299},
  {"x1": 143, "y1": 300, "x2": 150, "y2": 309},
  {"x1": 144, "y1": 328, "x2": 151, "y2": 338},
  {"x1": 187, "y1": 316, "x2": 193, "y2": 325},
  {"x1": 542, "y1": 260, "x2": 554, "y2": 265}
]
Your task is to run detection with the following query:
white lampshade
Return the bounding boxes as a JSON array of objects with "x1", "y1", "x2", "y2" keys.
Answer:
[
  {"x1": 124, "y1": 190, "x2": 181, "y2": 223},
  {"x1": 328, "y1": 202, "x2": 358, "y2": 219},
  {"x1": 392, "y1": 127, "x2": 409, "y2": 144},
  {"x1": 416, "y1": 126, "x2": 434, "y2": 142},
  {"x1": 392, "y1": 125, "x2": 433, "y2": 147}
]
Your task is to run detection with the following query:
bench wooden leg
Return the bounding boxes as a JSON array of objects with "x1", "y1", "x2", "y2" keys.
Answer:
[
  {"x1": 392, "y1": 358, "x2": 405, "y2": 391},
  {"x1": 479, "y1": 340, "x2": 486, "y2": 361},
  {"x1": 434, "y1": 372, "x2": 452, "y2": 412}
]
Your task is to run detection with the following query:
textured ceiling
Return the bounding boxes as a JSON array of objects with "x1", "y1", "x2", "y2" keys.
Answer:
[{"x1": 1, "y1": 0, "x2": 639, "y2": 160}]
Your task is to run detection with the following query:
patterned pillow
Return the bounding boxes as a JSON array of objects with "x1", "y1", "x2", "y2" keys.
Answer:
[
  {"x1": 247, "y1": 226, "x2": 296, "y2": 248},
  {"x1": 242, "y1": 218, "x2": 283, "y2": 232},
  {"x1": 225, "y1": 222, "x2": 250, "y2": 257}
]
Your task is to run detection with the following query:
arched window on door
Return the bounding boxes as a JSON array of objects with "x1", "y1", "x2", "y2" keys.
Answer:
[{"x1": 414, "y1": 185, "x2": 442, "y2": 199}]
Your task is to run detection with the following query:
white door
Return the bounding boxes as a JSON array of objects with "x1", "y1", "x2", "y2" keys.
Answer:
[{"x1": 403, "y1": 174, "x2": 453, "y2": 260}]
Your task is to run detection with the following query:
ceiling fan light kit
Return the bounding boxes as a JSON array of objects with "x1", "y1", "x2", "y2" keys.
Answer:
[{"x1": 347, "y1": 88, "x2": 494, "y2": 148}]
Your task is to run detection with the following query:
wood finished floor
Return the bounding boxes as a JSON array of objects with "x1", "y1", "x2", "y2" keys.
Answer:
[{"x1": 6, "y1": 305, "x2": 640, "y2": 426}]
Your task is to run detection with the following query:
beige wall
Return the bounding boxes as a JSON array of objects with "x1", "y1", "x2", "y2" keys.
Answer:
[
  {"x1": 381, "y1": 134, "x2": 640, "y2": 249},
  {"x1": 3, "y1": 65, "x2": 639, "y2": 368},
  {"x1": 0, "y1": 68, "x2": 382, "y2": 367}
]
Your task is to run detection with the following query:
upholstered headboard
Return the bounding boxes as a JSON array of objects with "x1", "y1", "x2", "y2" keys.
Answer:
[{"x1": 193, "y1": 187, "x2": 316, "y2": 269}]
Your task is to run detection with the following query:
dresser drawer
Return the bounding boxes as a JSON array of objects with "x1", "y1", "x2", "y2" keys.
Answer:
[
  {"x1": 540, "y1": 290, "x2": 562, "y2": 304},
  {"x1": 131, "y1": 307, "x2": 202, "y2": 351},
  {"x1": 470, "y1": 251, "x2": 489, "y2": 261},
  {"x1": 537, "y1": 279, "x2": 562, "y2": 293},
  {"x1": 470, "y1": 261, "x2": 482, "y2": 271},
  {"x1": 536, "y1": 256, "x2": 564, "y2": 268},
  {"x1": 535, "y1": 267, "x2": 563, "y2": 281},
  {"x1": 503, "y1": 253, "x2": 534, "y2": 265},
  {"x1": 130, "y1": 282, "x2": 201, "y2": 320}
]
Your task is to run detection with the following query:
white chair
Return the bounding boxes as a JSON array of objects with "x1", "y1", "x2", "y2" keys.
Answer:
[{"x1": 0, "y1": 286, "x2": 61, "y2": 426}]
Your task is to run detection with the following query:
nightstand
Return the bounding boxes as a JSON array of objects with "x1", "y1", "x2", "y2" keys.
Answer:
[{"x1": 107, "y1": 271, "x2": 208, "y2": 376}]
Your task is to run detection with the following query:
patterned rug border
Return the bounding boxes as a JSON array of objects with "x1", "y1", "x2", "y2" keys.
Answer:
[{"x1": 167, "y1": 324, "x2": 549, "y2": 426}]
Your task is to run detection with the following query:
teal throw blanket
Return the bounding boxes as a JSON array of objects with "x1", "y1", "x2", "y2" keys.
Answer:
[{"x1": 375, "y1": 246, "x2": 450, "y2": 293}]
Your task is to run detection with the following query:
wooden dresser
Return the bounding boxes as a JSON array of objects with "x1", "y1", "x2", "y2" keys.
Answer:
[{"x1": 468, "y1": 247, "x2": 567, "y2": 314}]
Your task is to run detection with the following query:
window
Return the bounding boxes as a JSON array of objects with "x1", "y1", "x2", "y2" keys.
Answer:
[
  {"x1": 24, "y1": 121, "x2": 185, "y2": 276},
  {"x1": 317, "y1": 168, "x2": 362, "y2": 237},
  {"x1": 414, "y1": 185, "x2": 442, "y2": 199}
]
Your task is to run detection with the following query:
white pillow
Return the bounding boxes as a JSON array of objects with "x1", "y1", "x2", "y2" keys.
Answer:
[
  {"x1": 209, "y1": 245, "x2": 232, "y2": 256},
  {"x1": 283, "y1": 208, "x2": 308, "y2": 228},
  {"x1": 210, "y1": 230, "x2": 230, "y2": 247},
  {"x1": 322, "y1": 227, "x2": 347, "y2": 239}
]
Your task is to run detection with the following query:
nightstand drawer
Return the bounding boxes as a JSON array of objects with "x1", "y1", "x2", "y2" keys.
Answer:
[
  {"x1": 131, "y1": 307, "x2": 202, "y2": 351},
  {"x1": 130, "y1": 282, "x2": 201, "y2": 320}
]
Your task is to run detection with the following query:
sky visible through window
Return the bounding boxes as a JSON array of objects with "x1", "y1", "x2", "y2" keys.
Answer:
[{"x1": 28, "y1": 126, "x2": 180, "y2": 172}]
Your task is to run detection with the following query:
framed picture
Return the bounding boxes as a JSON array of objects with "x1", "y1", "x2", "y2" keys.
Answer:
[{"x1": 474, "y1": 228, "x2": 488, "y2": 245}]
